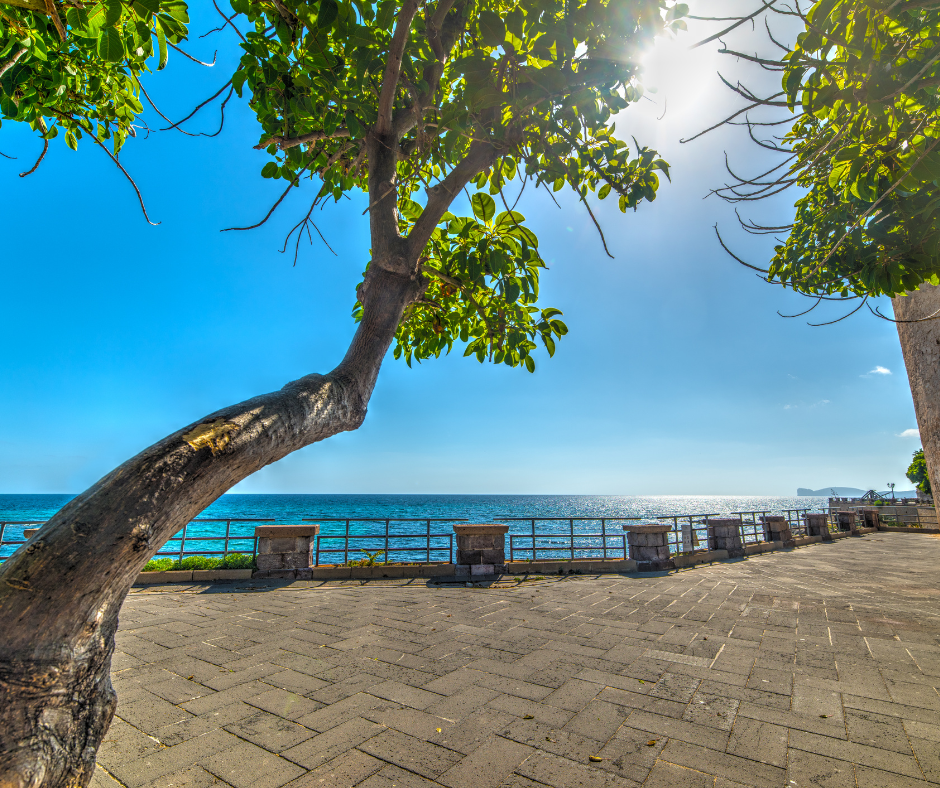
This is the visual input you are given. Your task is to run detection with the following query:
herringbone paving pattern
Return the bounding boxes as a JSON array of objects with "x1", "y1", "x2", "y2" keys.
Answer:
[{"x1": 93, "y1": 534, "x2": 940, "y2": 788}]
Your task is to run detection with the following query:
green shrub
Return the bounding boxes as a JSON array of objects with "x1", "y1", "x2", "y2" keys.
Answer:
[
  {"x1": 175, "y1": 556, "x2": 222, "y2": 570},
  {"x1": 219, "y1": 553, "x2": 255, "y2": 570},
  {"x1": 143, "y1": 558, "x2": 175, "y2": 572}
]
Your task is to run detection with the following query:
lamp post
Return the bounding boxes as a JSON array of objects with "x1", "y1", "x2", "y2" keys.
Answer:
[{"x1": 888, "y1": 482, "x2": 896, "y2": 500}]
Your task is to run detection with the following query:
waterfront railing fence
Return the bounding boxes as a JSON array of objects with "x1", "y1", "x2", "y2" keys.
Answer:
[{"x1": 0, "y1": 506, "x2": 835, "y2": 565}]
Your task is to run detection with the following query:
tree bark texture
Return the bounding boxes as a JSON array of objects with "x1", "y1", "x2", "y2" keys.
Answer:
[
  {"x1": 892, "y1": 284, "x2": 940, "y2": 522},
  {"x1": 0, "y1": 265, "x2": 425, "y2": 788}
]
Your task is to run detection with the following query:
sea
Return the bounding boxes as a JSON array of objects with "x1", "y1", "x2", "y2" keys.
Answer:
[{"x1": 0, "y1": 493, "x2": 829, "y2": 563}]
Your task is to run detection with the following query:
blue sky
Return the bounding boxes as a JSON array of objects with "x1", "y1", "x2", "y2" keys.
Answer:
[{"x1": 0, "y1": 4, "x2": 921, "y2": 495}]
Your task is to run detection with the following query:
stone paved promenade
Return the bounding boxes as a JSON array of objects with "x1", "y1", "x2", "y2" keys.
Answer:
[{"x1": 94, "y1": 534, "x2": 940, "y2": 788}]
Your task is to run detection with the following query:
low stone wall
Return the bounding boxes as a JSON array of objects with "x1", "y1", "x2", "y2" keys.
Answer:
[{"x1": 877, "y1": 525, "x2": 940, "y2": 534}]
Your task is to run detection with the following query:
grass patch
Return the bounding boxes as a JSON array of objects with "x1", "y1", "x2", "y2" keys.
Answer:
[{"x1": 142, "y1": 553, "x2": 256, "y2": 572}]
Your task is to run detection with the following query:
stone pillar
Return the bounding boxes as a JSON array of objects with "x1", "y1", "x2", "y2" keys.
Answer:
[
  {"x1": 760, "y1": 515, "x2": 796, "y2": 548},
  {"x1": 836, "y1": 511, "x2": 857, "y2": 534},
  {"x1": 859, "y1": 508, "x2": 881, "y2": 529},
  {"x1": 705, "y1": 518, "x2": 745, "y2": 558},
  {"x1": 454, "y1": 524, "x2": 508, "y2": 576},
  {"x1": 623, "y1": 524, "x2": 675, "y2": 571},
  {"x1": 254, "y1": 524, "x2": 319, "y2": 577},
  {"x1": 803, "y1": 513, "x2": 832, "y2": 541}
]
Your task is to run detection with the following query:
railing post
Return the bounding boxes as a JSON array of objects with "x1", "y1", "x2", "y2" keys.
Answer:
[
  {"x1": 705, "y1": 518, "x2": 745, "y2": 558},
  {"x1": 453, "y1": 523, "x2": 509, "y2": 577},
  {"x1": 760, "y1": 515, "x2": 796, "y2": 548},
  {"x1": 836, "y1": 510, "x2": 858, "y2": 535},
  {"x1": 623, "y1": 524, "x2": 675, "y2": 572},
  {"x1": 803, "y1": 513, "x2": 831, "y2": 541},
  {"x1": 254, "y1": 524, "x2": 320, "y2": 578}
]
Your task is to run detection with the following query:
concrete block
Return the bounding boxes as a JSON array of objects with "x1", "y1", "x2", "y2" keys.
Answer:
[
  {"x1": 305, "y1": 566, "x2": 352, "y2": 579},
  {"x1": 135, "y1": 570, "x2": 193, "y2": 584},
  {"x1": 471, "y1": 564, "x2": 497, "y2": 575},
  {"x1": 252, "y1": 569, "x2": 297, "y2": 579},
  {"x1": 255, "y1": 524, "x2": 320, "y2": 538},
  {"x1": 419, "y1": 563, "x2": 456, "y2": 577},
  {"x1": 192, "y1": 569, "x2": 253, "y2": 581},
  {"x1": 674, "y1": 550, "x2": 729, "y2": 568}
]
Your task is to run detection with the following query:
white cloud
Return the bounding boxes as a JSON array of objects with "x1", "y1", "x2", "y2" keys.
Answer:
[
  {"x1": 868, "y1": 366, "x2": 892, "y2": 376},
  {"x1": 898, "y1": 428, "x2": 921, "y2": 439},
  {"x1": 784, "y1": 404, "x2": 795, "y2": 410},
  {"x1": 816, "y1": 399, "x2": 830, "y2": 406}
]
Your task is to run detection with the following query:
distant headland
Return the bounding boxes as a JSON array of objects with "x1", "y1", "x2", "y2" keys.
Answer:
[{"x1": 797, "y1": 486, "x2": 917, "y2": 496}]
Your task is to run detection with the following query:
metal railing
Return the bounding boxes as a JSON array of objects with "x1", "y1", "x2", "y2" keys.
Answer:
[
  {"x1": 0, "y1": 521, "x2": 44, "y2": 562},
  {"x1": 733, "y1": 508, "x2": 822, "y2": 542},
  {"x1": 504, "y1": 517, "x2": 635, "y2": 561},
  {"x1": 0, "y1": 518, "x2": 274, "y2": 563},
  {"x1": 302, "y1": 518, "x2": 466, "y2": 565},
  {"x1": 152, "y1": 518, "x2": 275, "y2": 562}
]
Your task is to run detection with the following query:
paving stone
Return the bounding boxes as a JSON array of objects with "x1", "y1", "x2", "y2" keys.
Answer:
[
  {"x1": 437, "y1": 736, "x2": 534, "y2": 788},
  {"x1": 201, "y1": 740, "x2": 306, "y2": 788},
  {"x1": 280, "y1": 716, "x2": 383, "y2": 768},
  {"x1": 788, "y1": 729, "x2": 923, "y2": 778},
  {"x1": 224, "y1": 710, "x2": 315, "y2": 753},
  {"x1": 659, "y1": 739, "x2": 786, "y2": 787},
  {"x1": 515, "y1": 749, "x2": 639, "y2": 788},
  {"x1": 281, "y1": 750, "x2": 385, "y2": 788},
  {"x1": 247, "y1": 688, "x2": 324, "y2": 722},
  {"x1": 725, "y1": 716, "x2": 788, "y2": 768},
  {"x1": 643, "y1": 761, "x2": 714, "y2": 788},
  {"x1": 358, "y1": 728, "x2": 463, "y2": 779},
  {"x1": 786, "y1": 749, "x2": 856, "y2": 788}
]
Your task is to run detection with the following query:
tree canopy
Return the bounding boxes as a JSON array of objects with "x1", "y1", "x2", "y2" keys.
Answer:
[
  {"x1": 907, "y1": 447, "x2": 931, "y2": 495},
  {"x1": 704, "y1": 0, "x2": 940, "y2": 313}
]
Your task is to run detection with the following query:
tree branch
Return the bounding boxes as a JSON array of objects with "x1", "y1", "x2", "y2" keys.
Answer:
[
  {"x1": 375, "y1": 0, "x2": 421, "y2": 137},
  {"x1": 43, "y1": 0, "x2": 66, "y2": 41},
  {"x1": 256, "y1": 128, "x2": 351, "y2": 150},
  {"x1": 0, "y1": 46, "x2": 27, "y2": 79},
  {"x1": 408, "y1": 140, "x2": 498, "y2": 258}
]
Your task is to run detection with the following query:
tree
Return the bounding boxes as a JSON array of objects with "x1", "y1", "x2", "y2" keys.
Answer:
[
  {"x1": 907, "y1": 447, "x2": 931, "y2": 496},
  {"x1": 688, "y1": 0, "x2": 940, "y2": 520},
  {"x1": 0, "y1": 0, "x2": 685, "y2": 783}
]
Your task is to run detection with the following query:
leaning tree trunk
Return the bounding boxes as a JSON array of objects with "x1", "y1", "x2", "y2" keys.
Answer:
[
  {"x1": 892, "y1": 283, "x2": 940, "y2": 522},
  {"x1": 0, "y1": 264, "x2": 425, "y2": 788}
]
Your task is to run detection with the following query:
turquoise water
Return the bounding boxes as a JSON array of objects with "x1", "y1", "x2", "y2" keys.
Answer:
[{"x1": 0, "y1": 493, "x2": 828, "y2": 563}]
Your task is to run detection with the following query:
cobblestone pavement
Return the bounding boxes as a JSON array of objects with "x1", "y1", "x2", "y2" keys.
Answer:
[{"x1": 93, "y1": 534, "x2": 940, "y2": 788}]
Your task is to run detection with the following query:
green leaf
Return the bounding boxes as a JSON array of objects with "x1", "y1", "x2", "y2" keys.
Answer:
[
  {"x1": 155, "y1": 20, "x2": 168, "y2": 69},
  {"x1": 478, "y1": 10, "x2": 505, "y2": 48},
  {"x1": 261, "y1": 162, "x2": 278, "y2": 178},
  {"x1": 97, "y1": 27, "x2": 125, "y2": 62},
  {"x1": 471, "y1": 193, "x2": 496, "y2": 223},
  {"x1": 133, "y1": 0, "x2": 161, "y2": 15},
  {"x1": 317, "y1": 0, "x2": 339, "y2": 30},
  {"x1": 160, "y1": 0, "x2": 189, "y2": 23}
]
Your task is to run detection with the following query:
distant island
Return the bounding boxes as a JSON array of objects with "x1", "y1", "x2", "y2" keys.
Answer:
[{"x1": 797, "y1": 486, "x2": 917, "y2": 497}]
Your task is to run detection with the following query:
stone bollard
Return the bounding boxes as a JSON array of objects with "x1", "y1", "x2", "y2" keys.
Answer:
[
  {"x1": 803, "y1": 513, "x2": 832, "y2": 541},
  {"x1": 254, "y1": 524, "x2": 320, "y2": 577},
  {"x1": 705, "y1": 518, "x2": 745, "y2": 558},
  {"x1": 859, "y1": 508, "x2": 881, "y2": 529},
  {"x1": 454, "y1": 524, "x2": 509, "y2": 577},
  {"x1": 623, "y1": 524, "x2": 675, "y2": 572},
  {"x1": 836, "y1": 510, "x2": 858, "y2": 534},
  {"x1": 760, "y1": 515, "x2": 796, "y2": 548}
]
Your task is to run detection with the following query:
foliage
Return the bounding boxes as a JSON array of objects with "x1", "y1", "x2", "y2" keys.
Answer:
[
  {"x1": 907, "y1": 448, "x2": 931, "y2": 495},
  {"x1": 142, "y1": 556, "x2": 175, "y2": 571},
  {"x1": 0, "y1": 0, "x2": 189, "y2": 157},
  {"x1": 347, "y1": 549, "x2": 386, "y2": 566},
  {"x1": 756, "y1": 0, "x2": 940, "y2": 300},
  {"x1": 141, "y1": 552, "x2": 256, "y2": 571},
  {"x1": 236, "y1": 0, "x2": 683, "y2": 369}
]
